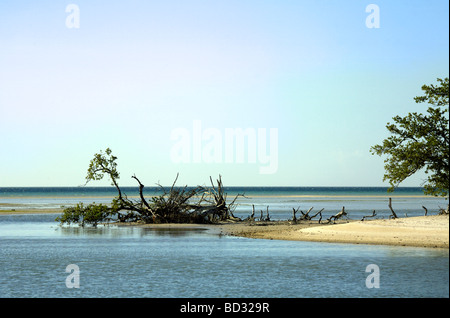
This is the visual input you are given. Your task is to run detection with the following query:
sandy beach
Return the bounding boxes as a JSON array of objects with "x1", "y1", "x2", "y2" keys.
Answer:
[{"x1": 218, "y1": 215, "x2": 449, "y2": 248}]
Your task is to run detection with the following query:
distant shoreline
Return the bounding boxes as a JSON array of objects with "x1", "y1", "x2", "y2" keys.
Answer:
[{"x1": 0, "y1": 208, "x2": 63, "y2": 215}]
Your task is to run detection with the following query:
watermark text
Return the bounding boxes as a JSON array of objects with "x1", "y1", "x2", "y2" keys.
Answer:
[
  {"x1": 65, "y1": 264, "x2": 80, "y2": 288},
  {"x1": 170, "y1": 120, "x2": 278, "y2": 174},
  {"x1": 365, "y1": 264, "x2": 380, "y2": 288},
  {"x1": 66, "y1": 4, "x2": 80, "y2": 29},
  {"x1": 365, "y1": 4, "x2": 380, "y2": 28}
]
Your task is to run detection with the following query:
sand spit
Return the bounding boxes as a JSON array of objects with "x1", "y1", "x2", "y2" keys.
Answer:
[{"x1": 218, "y1": 215, "x2": 449, "y2": 248}]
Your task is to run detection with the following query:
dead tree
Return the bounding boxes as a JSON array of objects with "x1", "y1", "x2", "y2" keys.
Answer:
[
  {"x1": 194, "y1": 175, "x2": 243, "y2": 223},
  {"x1": 439, "y1": 204, "x2": 449, "y2": 215},
  {"x1": 298, "y1": 207, "x2": 324, "y2": 221},
  {"x1": 246, "y1": 205, "x2": 256, "y2": 221},
  {"x1": 361, "y1": 210, "x2": 376, "y2": 221},
  {"x1": 299, "y1": 207, "x2": 314, "y2": 220},
  {"x1": 388, "y1": 198, "x2": 398, "y2": 219},
  {"x1": 311, "y1": 208, "x2": 324, "y2": 220},
  {"x1": 291, "y1": 207, "x2": 299, "y2": 224},
  {"x1": 148, "y1": 174, "x2": 244, "y2": 224},
  {"x1": 327, "y1": 206, "x2": 348, "y2": 224},
  {"x1": 422, "y1": 206, "x2": 428, "y2": 216},
  {"x1": 257, "y1": 206, "x2": 270, "y2": 221},
  {"x1": 150, "y1": 173, "x2": 207, "y2": 223},
  {"x1": 289, "y1": 206, "x2": 324, "y2": 222},
  {"x1": 265, "y1": 206, "x2": 270, "y2": 221}
]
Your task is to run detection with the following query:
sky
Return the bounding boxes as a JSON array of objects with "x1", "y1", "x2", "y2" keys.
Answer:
[{"x1": 0, "y1": 0, "x2": 448, "y2": 187}]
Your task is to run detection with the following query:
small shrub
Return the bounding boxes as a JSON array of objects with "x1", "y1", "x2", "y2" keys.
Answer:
[{"x1": 56, "y1": 202, "x2": 113, "y2": 227}]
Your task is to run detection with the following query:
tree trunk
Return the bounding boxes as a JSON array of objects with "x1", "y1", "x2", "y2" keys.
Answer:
[
  {"x1": 291, "y1": 207, "x2": 298, "y2": 224},
  {"x1": 327, "y1": 206, "x2": 347, "y2": 224},
  {"x1": 265, "y1": 206, "x2": 270, "y2": 221},
  {"x1": 247, "y1": 205, "x2": 255, "y2": 221},
  {"x1": 388, "y1": 198, "x2": 398, "y2": 219},
  {"x1": 439, "y1": 204, "x2": 449, "y2": 215},
  {"x1": 361, "y1": 210, "x2": 376, "y2": 221},
  {"x1": 422, "y1": 206, "x2": 428, "y2": 216}
]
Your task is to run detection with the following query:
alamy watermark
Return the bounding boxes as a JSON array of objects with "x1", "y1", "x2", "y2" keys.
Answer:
[
  {"x1": 63, "y1": 262, "x2": 380, "y2": 291},
  {"x1": 365, "y1": 264, "x2": 380, "y2": 288},
  {"x1": 65, "y1": 4, "x2": 80, "y2": 29},
  {"x1": 365, "y1": 4, "x2": 380, "y2": 28},
  {"x1": 170, "y1": 120, "x2": 278, "y2": 174},
  {"x1": 64, "y1": 3, "x2": 379, "y2": 30},
  {"x1": 65, "y1": 264, "x2": 80, "y2": 288}
]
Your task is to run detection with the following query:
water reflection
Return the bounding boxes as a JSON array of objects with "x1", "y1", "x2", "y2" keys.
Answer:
[
  {"x1": 57, "y1": 224, "x2": 211, "y2": 238},
  {"x1": 140, "y1": 227, "x2": 210, "y2": 237}
]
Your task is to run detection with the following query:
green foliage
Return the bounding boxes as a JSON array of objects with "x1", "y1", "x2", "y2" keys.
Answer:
[
  {"x1": 371, "y1": 78, "x2": 449, "y2": 197},
  {"x1": 86, "y1": 148, "x2": 120, "y2": 187},
  {"x1": 55, "y1": 204, "x2": 83, "y2": 225},
  {"x1": 56, "y1": 202, "x2": 114, "y2": 227}
]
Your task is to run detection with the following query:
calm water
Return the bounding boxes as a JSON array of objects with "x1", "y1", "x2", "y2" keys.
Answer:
[{"x1": 0, "y1": 213, "x2": 448, "y2": 298}]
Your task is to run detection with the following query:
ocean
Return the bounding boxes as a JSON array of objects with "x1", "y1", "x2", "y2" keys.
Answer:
[
  {"x1": 0, "y1": 186, "x2": 448, "y2": 220},
  {"x1": 0, "y1": 187, "x2": 448, "y2": 299}
]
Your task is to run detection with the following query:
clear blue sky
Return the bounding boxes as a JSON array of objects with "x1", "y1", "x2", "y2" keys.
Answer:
[{"x1": 0, "y1": 0, "x2": 448, "y2": 187}]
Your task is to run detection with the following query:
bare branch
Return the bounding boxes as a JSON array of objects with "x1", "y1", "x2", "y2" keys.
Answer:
[{"x1": 388, "y1": 198, "x2": 398, "y2": 219}]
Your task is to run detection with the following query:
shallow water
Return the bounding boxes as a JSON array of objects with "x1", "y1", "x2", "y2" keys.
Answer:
[
  {"x1": 1, "y1": 187, "x2": 448, "y2": 221},
  {"x1": 0, "y1": 214, "x2": 448, "y2": 298}
]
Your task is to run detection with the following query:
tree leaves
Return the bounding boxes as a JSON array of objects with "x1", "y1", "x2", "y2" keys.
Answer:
[
  {"x1": 56, "y1": 202, "x2": 114, "y2": 227},
  {"x1": 371, "y1": 77, "x2": 449, "y2": 197}
]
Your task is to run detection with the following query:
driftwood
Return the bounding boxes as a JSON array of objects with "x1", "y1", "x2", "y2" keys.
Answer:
[
  {"x1": 439, "y1": 204, "x2": 449, "y2": 215},
  {"x1": 311, "y1": 208, "x2": 324, "y2": 219},
  {"x1": 317, "y1": 210, "x2": 323, "y2": 223},
  {"x1": 254, "y1": 206, "x2": 271, "y2": 221},
  {"x1": 422, "y1": 206, "x2": 428, "y2": 216},
  {"x1": 290, "y1": 206, "x2": 324, "y2": 223},
  {"x1": 246, "y1": 205, "x2": 256, "y2": 222},
  {"x1": 260, "y1": 206, "x2": 270, "y2": 221},
  {"x1": 194, "y1": 175, "x2": 242, "y2": 223},
  {"x1": 300, "y1": 207, "x2": 314, "y2": 220},
  {"x1": 327, "y1": 206, "x2": 348, "y2": 224},
  {"x1": 361, "y1": 210, "x2": 377, "y2": 221},
  {"x1": 388, "y1": 197, "x2": 398, "y2": 219},
  {"x1": 291, "y1": 207, "x2": 298, "y2": 223}
]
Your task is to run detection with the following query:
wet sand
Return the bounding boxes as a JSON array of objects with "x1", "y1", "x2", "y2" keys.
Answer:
[{"x1": 0, "y1": 208, "x2": 63, "y2": 214}]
